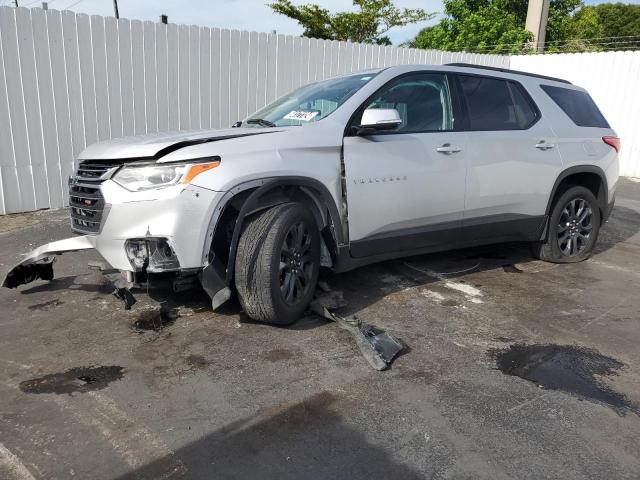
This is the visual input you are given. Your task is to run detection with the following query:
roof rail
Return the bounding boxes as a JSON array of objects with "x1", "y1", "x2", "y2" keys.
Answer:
[{"x1": 445, "y1": 63, "x2": 572, "y2": 85}]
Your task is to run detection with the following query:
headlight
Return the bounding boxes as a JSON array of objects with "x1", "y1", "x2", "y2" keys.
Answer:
[{"x1": 112, "y1": 159, "x2": 220, "y2": 191}]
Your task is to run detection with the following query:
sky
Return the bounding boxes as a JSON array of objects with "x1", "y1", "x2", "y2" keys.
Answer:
[{"x1": 7, "y1": 0, "x2": 640, "y2": 45}]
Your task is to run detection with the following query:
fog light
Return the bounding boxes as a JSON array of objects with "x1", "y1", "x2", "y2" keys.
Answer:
[
  {"x1": 147, "y1": 239, "x2": 180, "y2": 272},
  {"x1": 125, "y1": 240, "x2": 148, "y2": 271}
]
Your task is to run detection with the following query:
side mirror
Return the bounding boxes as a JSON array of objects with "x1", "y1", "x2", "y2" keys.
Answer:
[{"x1": 354, "y1": 108, "x2": 402, "y2": 135}]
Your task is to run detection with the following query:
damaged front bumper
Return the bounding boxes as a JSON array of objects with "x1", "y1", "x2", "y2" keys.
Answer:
[
  {"x1": 3, "y1": 181, "x2": 231, "y2": 310},
  {"x1": 2, "y1": 236, "x2": 95, "y2": 288}
]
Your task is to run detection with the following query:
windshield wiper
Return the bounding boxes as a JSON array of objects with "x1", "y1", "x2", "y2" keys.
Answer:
[{"x1": 246, "y1": 118, "x2": 276, "y2": 128}]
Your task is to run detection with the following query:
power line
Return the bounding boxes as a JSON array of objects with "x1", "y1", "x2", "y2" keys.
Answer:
[
  {"x1": 449, "y1": 36, "x2": 640, "y2": 55},
  {"x1": 62, "y1": 0, "x2": 83, "y2": 9},
  {"x1": 452, "y1": 35, "x2": 640, "y2": 53}
]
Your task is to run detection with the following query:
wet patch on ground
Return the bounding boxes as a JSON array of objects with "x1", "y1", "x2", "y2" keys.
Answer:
[
  {"x1": 493, "y1": 344, "x2": 637, "y2": 415},
  {"x1": 185, "y1": 354, "x2": 209, "y2": 370},
  {"x1": 19, "y1": 366, "x2": 124, "y2": 395},
  {"x1": 502, "y1": 264, "x2": 523, "y2": 274},
  {"x1": 440, "y1": 299, "x2": 459, "y2": 307},
  {"x1": 261, "y1": 348, "x2": 298, "y2": 362},
  {"x1": 28, "y1": 299, "x2": 64, "y2": 311},
  {"x1": 131, "y1": 305, "x2": 178, "y2": 332}
]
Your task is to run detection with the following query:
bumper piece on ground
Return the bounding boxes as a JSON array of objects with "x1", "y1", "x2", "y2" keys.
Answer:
[
  {"x1": 2, "y1": 260, "x2": 55, "y2": 288},
  {"x1": 88, "y1": 261, "x2": 137, "y2": 310},
  {"x1": 199, "y1": 260, "x2": 231, "y2": 310},
  {"x1": 2, "y1": 236, "x2": 95, "y2": 288},
  {"x1": 310, "y1": 290, "x2": 403, "y2": 371},
  {"x1": 108, "y1": 275, "x2": 137, "y2": 310}
]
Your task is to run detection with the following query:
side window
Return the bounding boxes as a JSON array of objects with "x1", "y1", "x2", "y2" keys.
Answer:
[
  {"x1": 540, "y1": 85, "x2": 609, "y2": 128},
  {"x1": 509, "y1": 82, "x2": 538, "y2": 128},
  {"x1": 459, "y1": 75, "x2": 536, "y2": 131},
  {"x1": 362, "y1": 73, "x2": 453, "y2": 132}
]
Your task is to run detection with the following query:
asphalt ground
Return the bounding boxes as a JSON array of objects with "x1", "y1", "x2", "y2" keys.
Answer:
[{"x1": 1, "y1": 178, "x2": 639, "y2": 479}]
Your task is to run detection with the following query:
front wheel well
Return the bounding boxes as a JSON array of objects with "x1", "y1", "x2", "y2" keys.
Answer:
[{"x1": 208, "y1": 182, "x2": 340, "y2": 284}]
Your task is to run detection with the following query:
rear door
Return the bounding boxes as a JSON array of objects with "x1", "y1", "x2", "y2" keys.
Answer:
[
  {"x1": 456, "y1": 74, "x2": 563, "y2": 242},
  {"x1": 343, "y1": 72, "x2": 468, "y2": 257}
]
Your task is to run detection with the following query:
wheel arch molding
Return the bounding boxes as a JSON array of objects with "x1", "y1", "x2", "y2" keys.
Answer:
[
  {"x1": 546, "y1": 165, "x2": 608, "y2": 219},
  {"x1": 203, "y1": 176, "x2": 344, "y2": 286}
]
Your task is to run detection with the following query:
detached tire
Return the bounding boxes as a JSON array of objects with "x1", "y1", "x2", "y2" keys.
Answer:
[
  {"x1": 235, "y1": 202, "x2": 320, "y2": 325},
  {"x1": 532, "y1": 185, "x2": 601, "y2": 263}
]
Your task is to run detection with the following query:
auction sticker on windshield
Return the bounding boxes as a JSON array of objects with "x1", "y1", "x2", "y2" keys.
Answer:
[{"x1": 283, "y1": 111, "x2": 319, "y2": 121}]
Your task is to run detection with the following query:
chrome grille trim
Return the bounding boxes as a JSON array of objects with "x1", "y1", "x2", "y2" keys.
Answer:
[{"x1": 69, "y1": 160, "x2": 126, "y2": 234}]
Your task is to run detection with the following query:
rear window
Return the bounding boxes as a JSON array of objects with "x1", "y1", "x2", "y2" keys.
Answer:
[
  {"x1": 541, "y1": 85, "x2": 609, "y2": 128},
  {"x1": 458, "y1": 75, "x2": 538, "y2": 130}
]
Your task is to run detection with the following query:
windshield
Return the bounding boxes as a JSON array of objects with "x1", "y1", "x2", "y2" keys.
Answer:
[{"x1": 244, "y1": 73, "x2": 378, "y2": 127}]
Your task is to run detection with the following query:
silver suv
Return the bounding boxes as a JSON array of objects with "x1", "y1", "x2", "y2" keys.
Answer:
[{"x1": 4, "y1": 64, "x2": 619, "y2": 324}]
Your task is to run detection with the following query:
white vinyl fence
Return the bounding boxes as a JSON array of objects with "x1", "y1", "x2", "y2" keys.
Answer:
[
  {"x1": 0, "y1": 6, "x2": 508, "y2": 215},
  {"x1": 511, "y1": 51, "x2": 640, "y2": 179},
  {"x1": 1, "y1": 6, "x2": 639, "y2": 215}
]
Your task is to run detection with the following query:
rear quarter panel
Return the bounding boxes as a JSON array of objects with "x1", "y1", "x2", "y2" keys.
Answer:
[{"x1": 527, "y1": 81, "x2": 619, "y2": 203}]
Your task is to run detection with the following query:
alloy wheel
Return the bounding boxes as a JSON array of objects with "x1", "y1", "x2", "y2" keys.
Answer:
[
  {"x1": 279, "y1": 221, "x2": 314, "y2": 305},
  {"x1": 557, "y1": 197, "x2": 593, "y2": 256}
]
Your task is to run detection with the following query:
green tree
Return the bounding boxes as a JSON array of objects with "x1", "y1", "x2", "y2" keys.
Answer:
[
  {"x1": 269, "y1": 0, "x2": 434, "y2": 45},
  {"x1": 572, "y1": 3, "x2": 640, "y2": 49},
  {"x1": 409, "y1": 0, "x2": 533, "y2": 53},
  {"x1": 409, "y1": 0, "x2": 585, "y2": 53}
]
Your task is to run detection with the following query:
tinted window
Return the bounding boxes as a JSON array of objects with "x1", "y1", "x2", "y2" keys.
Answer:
[
  {"x1": 362, "y1": 73, "x2": 453, "y2": 132},
  {"x1": 459, "y1": 75, "x2": 533, "y2": 131},
  {"x1": 541, "y1": 85, "x2": 609, "y2": 128}
]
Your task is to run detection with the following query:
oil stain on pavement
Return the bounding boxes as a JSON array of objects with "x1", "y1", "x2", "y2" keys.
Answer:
[
  {"x1": 131, "y1": 305, "x2": 178, "y2": 332},
  {"x1": 19, "y1": 366, "x2": 124, "y2": 395},
  {"x1": 493, "y1": 344, "x2": 638, "y2": 415}
]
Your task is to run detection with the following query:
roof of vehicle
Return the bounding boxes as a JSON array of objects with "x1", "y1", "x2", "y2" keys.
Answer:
[
  {"x1": 445, "y1": 63, "x2": 571, "y2": 84},
  {"x1": 378, "y1": 63, "x2": 572, "y2": 86}
]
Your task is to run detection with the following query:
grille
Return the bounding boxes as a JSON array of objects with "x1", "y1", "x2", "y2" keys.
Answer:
[{"x1": 69, "y1": 160, "x2": 124, "y2": 234}]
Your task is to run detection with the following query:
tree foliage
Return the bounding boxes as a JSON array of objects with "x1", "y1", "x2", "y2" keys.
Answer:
[
  {"x1": 572, "y1": 3, "x2": 640, "y2": 49},
  {"x1": 409, "y1": 0, "x2": 533, "y2": 53},
  {"x1": 409, "y1": 0, "x2": 589, "y2": 53},
  {"x1": 269, "y1": 0, "x2": 434, "y2": 45}
]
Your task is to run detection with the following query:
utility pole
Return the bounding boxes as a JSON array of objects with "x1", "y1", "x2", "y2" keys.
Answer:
[
  {"x1": 525, "y1": 0, "x2": 550, "y2": 53},
  {"x1": 112, "y1": 0, "x2": 120, "y2": 19},
  {"x1": 13, "y1": 1, "x2": 18, "y2": 7}
]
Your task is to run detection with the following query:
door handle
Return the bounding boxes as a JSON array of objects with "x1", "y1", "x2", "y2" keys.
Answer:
[
  {"x1": 535, "y1": 141, "x2": 555, "y2": 151},
  {"x1": 436, "y1": 143, "x2": 462, "y2": 154}
]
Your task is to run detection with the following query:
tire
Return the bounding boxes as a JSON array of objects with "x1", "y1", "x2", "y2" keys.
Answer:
[
  {"x1": 234, "y1": 202, "x2": 320, "y2": 325},
  {"x1": 532, "y1": 185, "x2": 601, "y2": 263}
]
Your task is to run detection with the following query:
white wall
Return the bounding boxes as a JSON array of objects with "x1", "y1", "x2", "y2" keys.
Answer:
[
  {"x1": 0, "y1": 6, "x2": 509, "y2": 215},
  {"x1": 511, "y1": 51, "x2": 640, "y2": 178}
]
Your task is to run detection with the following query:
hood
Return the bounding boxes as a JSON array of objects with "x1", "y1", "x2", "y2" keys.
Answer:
[{"x1": 78, "y1": 127, "x2": 285, "y2": 161}]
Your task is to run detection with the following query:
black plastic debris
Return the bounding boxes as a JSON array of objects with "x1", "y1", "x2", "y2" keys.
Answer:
[
  {"x1": 310, "y1": 293, "x2": 403, "y2": 371},
  {"x1": 113, "y1": 286, "x2": 137, "y2": 310},
  {"x1": 98, "y1": 268, "x2": 137, "y2": 310},
  {"x1": 2, "y1": 259, "x2": 54, "y2": 288}
]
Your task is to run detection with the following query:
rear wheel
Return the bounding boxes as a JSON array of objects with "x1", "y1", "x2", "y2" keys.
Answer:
[
  {"x1": 532, "y1": 185, "x2": 601, "y2": 263},
  {"x1": 234, "y1": 202, "x2": 320, "y2": 324}
]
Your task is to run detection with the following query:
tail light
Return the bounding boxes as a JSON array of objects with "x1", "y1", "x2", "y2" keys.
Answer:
[{"x1": 602, "y1": 136, "x2": 620, "y2": 152}]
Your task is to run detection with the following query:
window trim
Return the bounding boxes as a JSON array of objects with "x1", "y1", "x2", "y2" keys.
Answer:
[
  {"x1": 344, "y1": 71, "x2": 464, "y2": 137},
  {"x1": 454, "y1": 73, "x2": 541, "y2": 132}
]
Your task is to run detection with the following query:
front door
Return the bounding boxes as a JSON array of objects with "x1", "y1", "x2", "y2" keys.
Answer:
[{"x1": 343, "y1": 72, "x2": 468, "y2": 258}]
